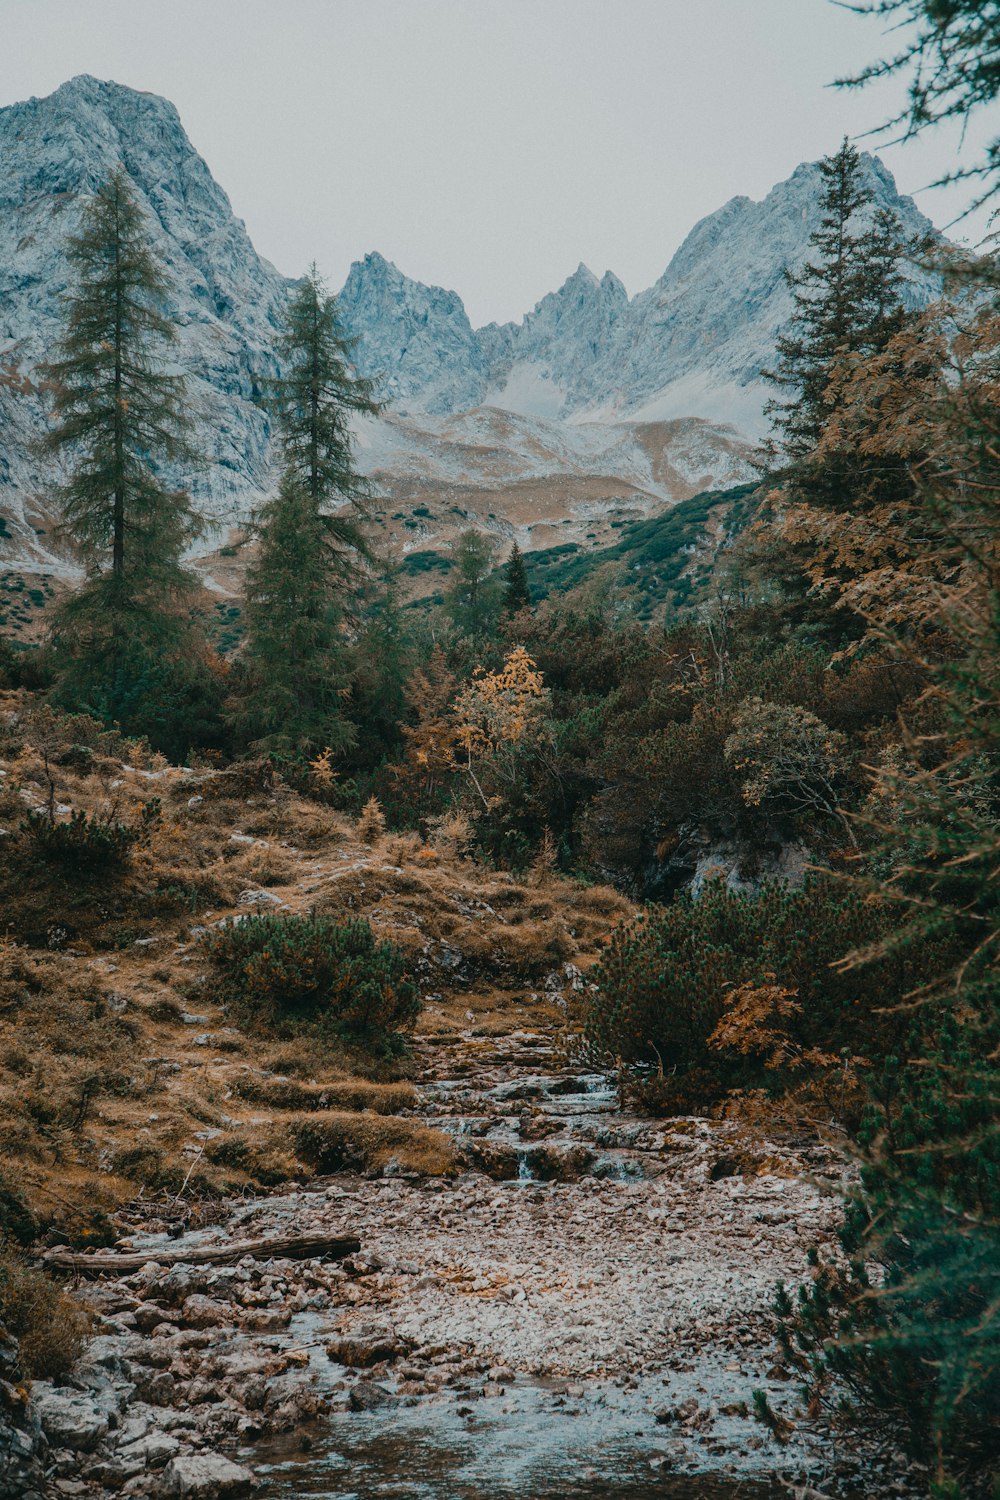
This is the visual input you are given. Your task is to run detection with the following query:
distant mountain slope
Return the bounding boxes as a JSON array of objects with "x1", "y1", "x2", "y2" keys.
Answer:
[
  {"x1": 338, "y1": 252, "x2": 489, "y2": 415},
  {"x1": 0, "y1": 75, "x2": 943, "y2": 583}
]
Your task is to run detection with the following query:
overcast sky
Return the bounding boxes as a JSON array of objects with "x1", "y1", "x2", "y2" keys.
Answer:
[{"x1": 2, "y1": 0, "x2": 996, "y2": 326}]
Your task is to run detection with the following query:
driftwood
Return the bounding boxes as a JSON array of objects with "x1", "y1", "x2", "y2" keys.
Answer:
[{"x1": 42, "y1": 1229, "x2": 361, "y2": 1276}]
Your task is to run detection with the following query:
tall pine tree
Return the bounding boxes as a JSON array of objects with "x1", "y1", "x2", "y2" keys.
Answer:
[
  {"x1": 42, "y1": 167, "x2": 210, "y2": 753},
  {"x1": 229, "y1": 267, "x2": 379, "y2": 755},
  {"x1": 764, "y1": 140, "x2": 909, "y2": 487},
  {"x1": 443, "y1": 529, "x2": 501, "y2": 640},
  {"x1": 347, "y1": 555, "x2": 416, "y2": 769}
]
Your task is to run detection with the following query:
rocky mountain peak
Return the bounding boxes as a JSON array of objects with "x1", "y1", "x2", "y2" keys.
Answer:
[
  {"x1": 338, "y1": 252, "x2": 487, "y2": 414},
  {"x1": 0, "y1": 77, "x2": 949, "y2": 576},
  {"x1": 0, "y1": 75, "x2": 289, "y2": 549}
]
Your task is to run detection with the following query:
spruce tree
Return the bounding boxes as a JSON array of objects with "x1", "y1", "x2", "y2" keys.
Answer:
[
  {"x1": 229, "y1": 267, "x2": 379, "y2": 755},
  {"x1": 443, "y1": 529, "x2": 501, "y2": 639},
  {"x1": 764, "y1": 140, "x2": 908, "y2": 474},
  {"x1": 502, "y1": 542, "x2": 531, "y2": 617},
  {"x1": 347, "y1": 555, "x2": 415, "y2": 767},
  {"x1": 42, "y1": 167, "x2": 208, "y2": 749},
  {"x1": 230, "y1": 475, "x2": 354, "y2": 755}
]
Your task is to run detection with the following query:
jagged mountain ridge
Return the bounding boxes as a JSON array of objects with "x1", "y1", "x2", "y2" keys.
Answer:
[
  {"x1": 0, "y1": 75, "x2": 941, "y2": 580},
  {"x1": 340, "y1": 156, "x2": 940, "y2": 431}
]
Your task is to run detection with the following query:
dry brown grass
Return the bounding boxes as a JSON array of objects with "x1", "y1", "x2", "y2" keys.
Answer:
[
  {"x1": 0, "y1": 1246, "x2": 91, "y2": 1380},
  {"x1": 0, "y1": 696, "x2": 633, "y2": 1238},
  {"x1": 288, "y1": 1111, "x2": 458, "y2": 1177},
  {"x1": 231, "y1": 1074, "x2": 416, "y2": 1114}
]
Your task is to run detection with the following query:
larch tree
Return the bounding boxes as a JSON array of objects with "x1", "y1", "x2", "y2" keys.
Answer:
[
  {"x1": 840, "y1": 1, "x2": 1000, "y2": 209},
  {"x1": 769, "y1": 8, "x2": 1000, "y2": 1477},
  {"x1": 229, "y1": 266, "x2": 379, "y2": 756},
  {"x1": 42, "y1": 166, "x2": 207, "y2": 749}
]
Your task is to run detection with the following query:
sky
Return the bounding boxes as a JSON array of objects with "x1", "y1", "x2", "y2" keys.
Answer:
[{"x1": 1, "y1": 0, "x2": 996, "y2": 327}]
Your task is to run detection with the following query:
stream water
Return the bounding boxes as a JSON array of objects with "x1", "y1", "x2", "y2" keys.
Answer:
[
  {"x1": 256, "y1": 1417, "x2": 796, "y2": 1500},
  {"x1": 209, "y1": 1024, "x2": 856, "y2": 1499}
]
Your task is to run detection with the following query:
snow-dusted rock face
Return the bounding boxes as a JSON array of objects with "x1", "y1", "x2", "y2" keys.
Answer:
[
  {"x1": 593, "y1": 154, "x2": 940, "y2": 433},
  {"x1": 480, "y1": 264, "x2": 629, "y2": 420},
  {"x1": 0, "y1": 73, "x2": 289, "y2": 558},
  {"x1": 341, "y1": 155, "x2": 940, "y2": 432}
]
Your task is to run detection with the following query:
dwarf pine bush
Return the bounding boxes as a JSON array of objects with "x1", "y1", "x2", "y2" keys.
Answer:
[
  {"x1": 21, "y1": 799, "x2": 160, "y2": 875},
  {"x1": 204, "y1": 912, "x2": 420, "y2": 1048},
  {"x1": 583, "y1": 877, "x2": 931, "y2": 1106}
]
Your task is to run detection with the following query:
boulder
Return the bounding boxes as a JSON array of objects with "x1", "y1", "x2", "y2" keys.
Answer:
[
  {"x1": 326, "y1": 1329, "x2": 408, "y2": 1368},
  {"x1": 118, "y1": 1431, "x2": 181, "y2": 1468},
  {"x1": 159, "y1": 1453, "x2": 256, "y2": 1498},
  {"x1": 180, "y1": 1295, "x2": 232, "y2": 1330},
  {"x1": 347, "y1": 1381, "x2": 397, "y2": 1412},
  {"x1": 31, "y1": 1388, "x2": 109, "y2": 1451}
]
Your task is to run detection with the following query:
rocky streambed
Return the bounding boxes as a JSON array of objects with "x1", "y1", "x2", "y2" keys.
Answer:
[{"x1": 7, "y1": 1006, "x2": 920, "y2": 1499}]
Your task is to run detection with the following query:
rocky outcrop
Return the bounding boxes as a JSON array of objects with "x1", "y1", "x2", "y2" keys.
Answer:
[
  {"x1": 480, "y1": 264, "x2": 629, "y2": 419},
  {"x1": 0, "y1": 74, "x2": 287, "y2": 548},
  {"x1": 338, "y1": 251, "x2": 489, "y2": 414},
  {"x1": 0, "y1": 1328, "x2": 46, "y2": 1500},
  {"x1": 341, "y1": 156, "x2": 941, "y2": 432}
]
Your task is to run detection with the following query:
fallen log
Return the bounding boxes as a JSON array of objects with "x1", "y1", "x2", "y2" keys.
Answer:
[{"x1": 41, "y1": 1229, "x2": 361, "y2": 1276}]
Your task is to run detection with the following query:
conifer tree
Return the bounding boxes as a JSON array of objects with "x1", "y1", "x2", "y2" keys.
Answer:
[
  {"x1": 229, "y1": 267, "x2": 379, "y2": 755},
  {"x1": 42, "y1": 167, "x2": 206, "y2": 743},
  {"x1": 443, "y1": 529, "x2": 501, "y2": 639},
  {"x1": 764, "y1": 140, "x2": 908, "y2": 474},
  {"x1": 348, "y1": 556, "x2": 415, "y2": 766},
  {"x1": 842, "y1": 2, "x2": 1000, "y2": 208},
  {"x1": 502, "y1": 542, "x2": 532, "y2": 617},
  {"x1": 270, "y1": 264, "x2": 379, "y2": 586},
  {"x1": 776, "y1": 308, "x2": 1000, "y2": 1483}
]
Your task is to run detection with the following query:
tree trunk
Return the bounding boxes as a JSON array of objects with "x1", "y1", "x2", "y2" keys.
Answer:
[
  {"x1": 113, "y1": 178, "x2": 126, "y2": 580},
  {"x1": 41, "y1": 1229, "x2": 361, "y2": 1276}
]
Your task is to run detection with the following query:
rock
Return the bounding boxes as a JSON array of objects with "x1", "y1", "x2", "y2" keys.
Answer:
[
  {"x1": 326, "y1": 1332, "x2": 407, "y2": 1368},
  {"x1": 236, "y1": 889, "x2": 282, "y2": 907},
  {"x1": 31, "y1": 1388, "x2": 109, "y2": 1451},
  {"x1": 347, "y1": 1381, "x2": 397, "y2": 1412},
  {"x1": 180, "y1": 1296, "x2": 232, "y2": 1330},
  {"x1": 159, "y1": 1453, "x2": 256, "y2": 1498},
  {"x1": 0, "y1": 1402, "x2": 46, "y2": 1500},
  {"x1": 133, "y1": 1370, "x2": 177, "y2": 1406},
  {"x1": 133, "y1": 1302, "x2": 171, "y2": 1333},
  {"x1": 461, "y1": 1142, "x2": 520, "y2": 1180},
  {"x1": 243, "y1": 1309, "x2": 290, "y2": 1333},
  {"x1": 0, "y1": 1331, "x2": 19, "y2": 1378},
  {"x1": 524, "y1": 1144, "x2": 596, "y2": 1182}
]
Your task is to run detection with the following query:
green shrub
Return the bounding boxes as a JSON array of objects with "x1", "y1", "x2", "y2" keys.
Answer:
[
  {"x1": 0, "y1": 1175, "x2": 38, "y2": 1248},
  {"x1": 203, "y1": 912, "x2": 420, "y2": 1048},
  {"x1": 582, "y1": 877, "x2": 932, "y2": 1107},
  {"x1": 20, "y1": 799, "x2": 160, "y2": 875}
]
